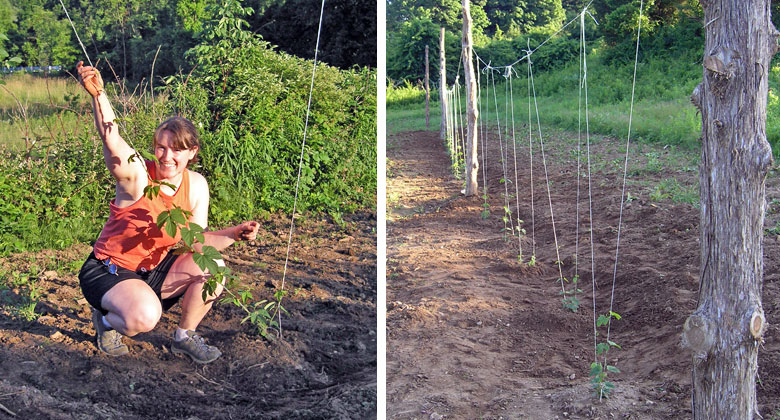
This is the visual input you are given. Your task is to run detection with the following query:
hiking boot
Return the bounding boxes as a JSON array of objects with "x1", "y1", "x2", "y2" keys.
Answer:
[
  {"x1": 91, "y1": 308, "x2": 129, "y2": 356},
  {"x1": 171, "y1": 331, "x2": 222, "y2": 364}
]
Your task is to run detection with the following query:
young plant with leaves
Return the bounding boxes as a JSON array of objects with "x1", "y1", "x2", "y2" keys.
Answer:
[
  {"x1": 560, "y1": 274, "x2": 581, "y2": 312},
  {"x1": 590, "y1": 311, "x2": 622, "y2": 399},
  {"x1": 143, "y1": 174, "x2": 285, "y2": 340}
]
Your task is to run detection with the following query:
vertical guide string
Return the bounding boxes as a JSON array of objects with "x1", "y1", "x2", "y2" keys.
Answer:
[
  {"x1": 605, "y1": 0, "x2": 644, "y2": 358},
  {"x1": 581, "y1": 9, "x2": 598, "y2": 364},
  {"x1": 526, "y1": 43, "x2": 536, "y2": 258},
  {"x1": 279, "y1": 0, "x2": 326, "y2": 337},
  {"x1": 479, "y1": 61, "x2": 489, "y2": 214},
  {"x1": 58, "y1": 0, "x2": 93, "y2": 67},
  {"x1": 528, "y1": 58, "x2": 565, "y2": 297},
  {"x1": 508, "y1": 69, "x2": 523, "y2": 260}
]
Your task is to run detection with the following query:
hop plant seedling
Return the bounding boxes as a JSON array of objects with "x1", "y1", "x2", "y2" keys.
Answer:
[
  {"x1": 559, "y1": 274, "x2": 581, "y2": 312},
  {"x1": 590, "y1": 311, "x2": 622, "y2": 400},
  {"x1": 481, "y1": 195, "x2": 490, "y2": 219}
]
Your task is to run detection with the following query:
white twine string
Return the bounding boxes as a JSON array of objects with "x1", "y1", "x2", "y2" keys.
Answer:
[
  {"x1": 605, "y1": 0, "x2": 644, "y2": 360},
  {"x1": 527, "y1": 57, "x2": 565, "y2": 297},
  {"x1": 279, "y1": 0, "x2": 326, "y2": 337},
  {"x1": 58, "y1": 0, "x2": 93, "y2": 67}
]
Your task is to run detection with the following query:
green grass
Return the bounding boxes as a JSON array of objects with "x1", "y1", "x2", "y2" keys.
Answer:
[
  {"x1": 388, "y1": 52, "x2": 705, "y2": 149},
  {"x1": 0, "y1": 73, "x2": 91, "y2": 151},
  {"x1": 388, "y1": 106, "x2": 440, "y2": 135},
  {"x1": 389, "y1": 54, "x2": 780, "y2": 158},
  {"x1": 0, "y1": 72, "x2": 84, "y2": 109},
  {"x1": 387, "y1": 80, "x2": 435, "y2": 110},
  {"x1": 649, "y1": 178, "x2": 698, "y2": 206}
]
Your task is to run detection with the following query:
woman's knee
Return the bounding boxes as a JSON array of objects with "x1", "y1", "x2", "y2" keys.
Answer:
[{"x1": 124, "y1": 301, "x2": 162, "y2": 334}]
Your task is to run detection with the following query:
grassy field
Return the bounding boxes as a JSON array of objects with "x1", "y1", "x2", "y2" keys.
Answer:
[
  {"x1": 389, "y1": 54, "x2": 780, "y2": 158},
  {"x1": 0, "y1": 72, "x2": 91, "y2": 151},
  {"x1": 388, "y1": 54, "x2": 704, "y2": 149}
]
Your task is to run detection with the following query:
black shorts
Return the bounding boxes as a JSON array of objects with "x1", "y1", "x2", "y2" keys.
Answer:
[{"x1": 79, "y1": 251, "x2": 183, "y2": 315}]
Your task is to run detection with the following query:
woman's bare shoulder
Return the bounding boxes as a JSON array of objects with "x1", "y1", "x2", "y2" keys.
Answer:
[{"x1": 188, "y1": 169, "x2": 209, "y2": 191}]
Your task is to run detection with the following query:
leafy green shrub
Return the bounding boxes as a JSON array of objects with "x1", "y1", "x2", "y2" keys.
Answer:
[
  {"x1": 387, "y1": 15, "x2": 463, "y2": 85},
  {"x1": 474, "y1": 35, "x2": 580, "y2": 74},
  {"x1": 0, "y1": 137, "x2": 112, "y2": 255},
  {"x1": 168, "y1": 0, "x2": 376, "y2": 223}
]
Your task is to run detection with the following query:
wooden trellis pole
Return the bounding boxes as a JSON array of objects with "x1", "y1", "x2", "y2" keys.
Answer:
[
  {"x1": 439, "y1": 27, "x2": 448, "y2": 141},
  {"x1": 462, "y1": 0, "x2": 478, "y2": 195},
  {"x1": 682, "y1": 1, "x2": 778, "y2": 418},
  {"x1": 425, "y1": 45, "x2": 430, "y2": 129}
]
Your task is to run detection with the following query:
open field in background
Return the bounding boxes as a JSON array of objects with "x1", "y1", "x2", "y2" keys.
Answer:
[
  {"x1": 0, "y1": 73, "x2": 92, "y2": 151},
  {"x1": 388, "y1": 56, "x2": 780, "y2": 157},
  {"x1": 0, "y1": 72, "x2": 84, "y2": 109}
]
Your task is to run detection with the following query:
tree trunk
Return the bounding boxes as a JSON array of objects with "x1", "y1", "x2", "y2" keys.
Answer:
[
  {"x1": 462, "y1": 0, "x2": 479, "y2": 196},
  {"x1": 425, "y1": 45, "x2": 430, "y2": 130},
  {"x1": 439, "y1": 27, "x2": 448, "y2": 141},
  {"x1": 682, "y1": 1, "x2": 778, "y2": 418}
]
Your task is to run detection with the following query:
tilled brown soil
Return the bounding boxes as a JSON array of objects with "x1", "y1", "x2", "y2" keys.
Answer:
[
  {"x1": 0, "y1": 212, "x2": 377, "y2": 419},
  {"x1": 387, "y1": 130, "x2": 780, "y2": 419}
]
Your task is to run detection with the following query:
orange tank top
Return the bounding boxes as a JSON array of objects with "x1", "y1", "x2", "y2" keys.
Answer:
[{"x1": 93, "y1": 160, "x2": 192, "y2": 272}]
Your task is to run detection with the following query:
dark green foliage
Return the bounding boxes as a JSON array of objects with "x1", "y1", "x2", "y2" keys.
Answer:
[
  {"x1": 248, "y1": 0, "x2": 377, "y2": 69},
  {"x1": 0, "y1": 138, "x2": 112, "y2": 255},
  {"x1": 474, "y1": 34, "x2": 580, "y2": 73},
  {"x1": 482, "y1": 0, "x2": 565, "y2": 38},
  {"x1": 169, "y1": 1, "x2": 376, "y2": 222},
  {"x1": 387, "y1": 15, "x2": 458, "y2": 84},
  {"x1": 596, "y1": 0, "x2": 704, "y2": 64},
  {"x1": 12, "y1": 2, "x2": 77, "y2": 66},
  {"x1": 4, "y1": 0, "x2": 374, "y2": 82}
]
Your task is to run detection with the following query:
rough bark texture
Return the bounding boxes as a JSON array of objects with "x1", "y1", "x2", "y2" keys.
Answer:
[
  {"x1": 425, "y1": 45, "x2": 430, "y2": 129},
  {"x1": 439, "y1": 27, "x2": 448, "y2": 141},
  {"x1": 683, "y1": 1, "x2": 778, "y2": 418},
  {"x1": 462, "y1": 0, "x2": 479, "y2": 196}
]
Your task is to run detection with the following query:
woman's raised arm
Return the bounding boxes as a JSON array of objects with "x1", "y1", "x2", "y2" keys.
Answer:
[{"x1": 77, "y1": 62, "x2": 145, "y2": 187}]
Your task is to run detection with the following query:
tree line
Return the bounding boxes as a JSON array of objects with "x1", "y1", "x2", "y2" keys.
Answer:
[
  {"x1": 0, "y1": 0, "x2": 377, "y2": 79},
  {"x1": 387, "y1": 0, "x2": 780, "y2": 85}
]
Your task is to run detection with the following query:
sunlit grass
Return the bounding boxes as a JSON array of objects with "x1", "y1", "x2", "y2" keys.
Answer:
[
  {"x1": 387, "y1": 106, "x2": 439, "y2": 135},
  {"x1": 0, "y1": 73, "x2": 91, "y2": 151},
  {"x1": 0, "y1": 72, "x2": 84, "y2": 109}
]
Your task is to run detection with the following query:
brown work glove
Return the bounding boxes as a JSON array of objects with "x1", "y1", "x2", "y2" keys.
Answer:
[{"x1": 76, "y1": 61, "x2": 104, "y2": 98}]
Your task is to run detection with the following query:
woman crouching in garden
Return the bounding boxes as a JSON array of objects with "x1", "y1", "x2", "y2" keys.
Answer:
[{"x1": 76, "y1": 62, "x2": 259, "y2": 363}]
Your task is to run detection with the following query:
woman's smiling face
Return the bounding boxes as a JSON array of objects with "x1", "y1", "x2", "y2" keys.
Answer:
[{"x1": 154, "y1": 130, "x2": 198, "y2": 181}]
